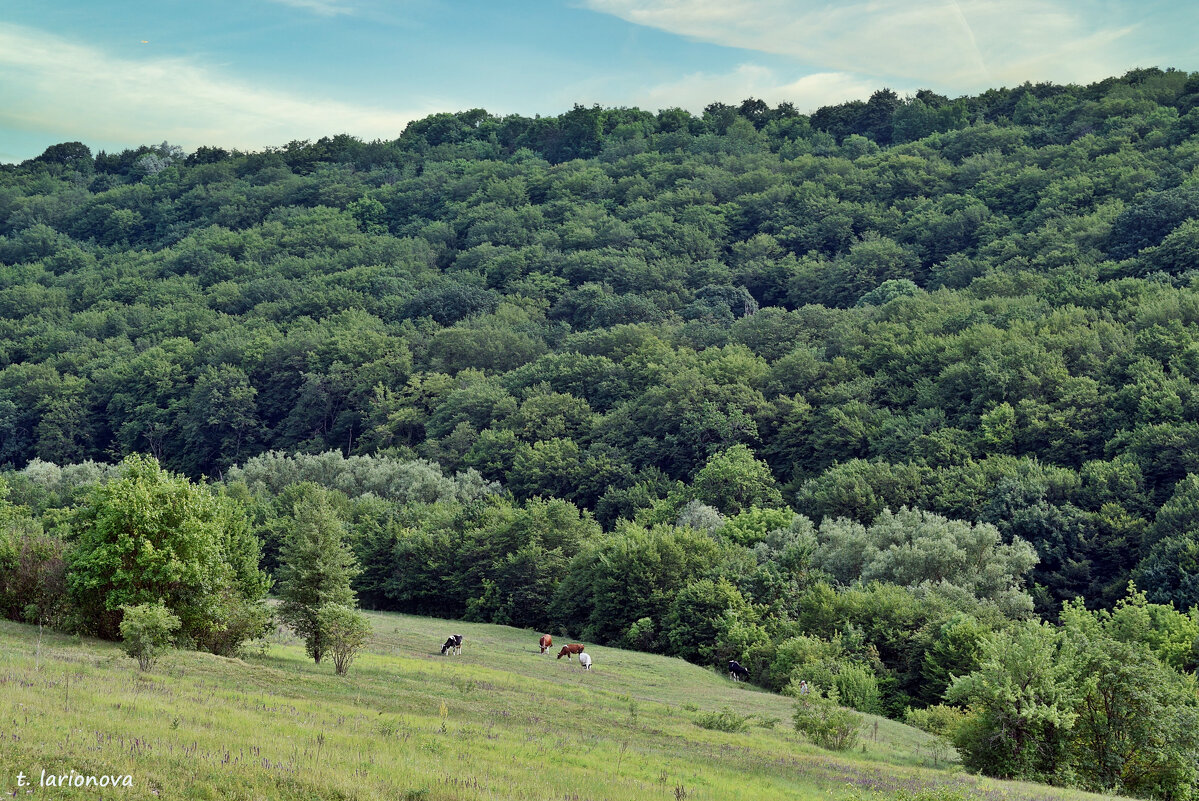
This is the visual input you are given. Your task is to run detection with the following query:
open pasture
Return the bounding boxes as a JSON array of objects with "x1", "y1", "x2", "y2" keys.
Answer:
[{"x1": 0, "y1": 613, "x2": 1120, "y2": 801}]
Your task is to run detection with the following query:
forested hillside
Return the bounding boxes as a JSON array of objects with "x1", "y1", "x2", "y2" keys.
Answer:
[{"x1": 5, "y1": 67, "x2": 1199, "y2": 796}]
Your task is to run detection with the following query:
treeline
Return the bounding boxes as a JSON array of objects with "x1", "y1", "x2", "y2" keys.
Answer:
[
  {"x1": 3, "y1": 451, "x2": 1197, "y2": 797},
  {"x1": 0, "y1": 451, "x2": 1108, "y2": 701},
  {"x1": 4, "y1": 70, "x2": 1199, "y2": 618}
]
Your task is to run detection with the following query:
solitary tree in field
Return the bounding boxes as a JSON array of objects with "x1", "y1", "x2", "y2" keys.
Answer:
[
  {"x1": 276, "y1": 494, "x2": 359, "y2": 664},
  {"x1": 316, "y1": 603, "x2": 371, "y2": 676},
  {"x1": 119, "y1": 602, "x2": 181, "y2": 672}
]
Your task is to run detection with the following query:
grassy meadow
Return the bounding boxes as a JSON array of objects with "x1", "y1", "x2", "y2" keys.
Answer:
[{"x1": 0, "y1": 612, "x2": 1120, "y2": 801}]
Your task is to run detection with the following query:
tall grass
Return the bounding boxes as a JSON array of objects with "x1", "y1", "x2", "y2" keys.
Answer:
[{"x1": 0, "y1": 613, "x2": 1122, "y2": 801}]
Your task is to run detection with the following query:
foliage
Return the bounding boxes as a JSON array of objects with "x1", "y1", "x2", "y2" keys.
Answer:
[
  {"x1": 1105, "y1": 585, "x2": 1199, "y2": 672},
  {"x1": 774, "y1": 634, "x2": 845, "y2": 693},
  {"x1": 550, "y1": 522, "x2": 725, "y2": 643},
  {"x1": 832, "y1": 662, "x2": 883, "y2": 715},
  {"x1": 1134, "y1": 475, "x2": 1199, "y2": 609},
  {"x1": 904, "y1": 704, "x2": 966, "y2": 739},
  {"x1": 227, "y1": 451, "x2": 496, "y2": 506},
  {"x1": 792, "y1": 692, "x2": 862, "y2": 751},
  {"x1": 2, "y1": 77, "x2": 1199, "y2": 623},
  {"x1": 6, "y1": 72, "x2": 1199, "y2": 795},
  {"x1": 1059, "y1": 598, "x2": 1199, "y2": 799},
  {"x1": 721, "y1": 507, "x2": 795, "y2": 546},
  {"x1": 623, "y1": 616, "x2": 658, "y2": 651},
  {"x1": 0, "y1": 480, "x2": 69, "y2": 626},
  {"x1": 118, "y1": 601, "x2": 181, "y2": 671},
  {"x1": 664, "y1": 577, "x2": 763, "y2": 665},
  {"x1": 812, "y1": 508, "x2": 1037, "y2": 616},
  {"x1": 275, "y1": 492, "x2": 360, "y2": 663},
  {"x1": 674, "y1": 500, "x2": 725, "y2": 536},
  {"x1": 947, "y1": 621, "x2": 1075, "y2": 781},
  {"x1": 66, "y1": 455, "x2": 269, "y2": 646},
  {"x1": 693, "y1": 706, "x2": 751, "y2": 732},
  {"x1": 315, "y1": 603, "x2": 371, "y2": 676},
  {"x1": 198, "y1": 586, "x2": 274, "y2": 657},
  {"x1": 0, "y1": 528, "x2": 68, "y2": 626},
  {"x1": 921, "y1": 613, "x2": 990, "y2": 703},
  {"x1": 690, "y1": 446, "x2": 784, "y2": 515},
  {"x1": 950, "y1": 593, "x2": 1199, "y2": 799}
]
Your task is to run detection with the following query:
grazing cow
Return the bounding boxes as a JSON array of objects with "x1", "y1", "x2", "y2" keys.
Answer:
[
  {"x1": 728, "y1": 660, "x2": 749, "y2": 682},
  {"x1": 557, "y1": 644, "x2": 585, "y2": 660},
  {"x1": 539, "y1": 634, "x2": 553, "y2": 654},
  {"x1": 578, "y1": 652, "x2": 592, "y2": 671},
  {"x1": 440, "y1": 634, "x2": 463, "y2": 656}
]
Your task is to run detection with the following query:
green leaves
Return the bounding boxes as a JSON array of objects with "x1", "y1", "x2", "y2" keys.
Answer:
[
  {"x1": 314, "y1": 603, "x2": 371, "y2": 676},
  {"x1": 812, "y1": 508, "x2": 1037, "y2": 616},
  {"x1": 951, "y1": 597, "x2": 1199, "y2": 797},
  {"x1": 792, "y1": 692, "x2": 863, "y2": 751},
  {"x1": 119, "y1": 601, "x2": 180, "y2": 672},
  {"x1": 67, "y1": 454, "x2": 268, "y2": 647},
  {"x1": 948, "y1": 621, "x2": 1076, "y2": 780},
  {"x1": 691, "y1": 445, "x2": 783, "y2": 516},
  {"x1": 276, "y1": 492, "x2": 360, "y2": 664}
]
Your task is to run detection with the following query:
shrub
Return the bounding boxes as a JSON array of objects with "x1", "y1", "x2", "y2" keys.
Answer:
[
  {"x1": 771, "y1": 634, "x2": 841, "y2": 693},
  {"x1": 119, "y1": 602, "x2": 181, "y2": 671},
  {"x1": 904, "y1": 704, "x2": 966, "y2": 738},
  {"x1": 694, "y1": 706, "x2": 750, "y2": 732},
  {"x1": 664, "y1": 577, "x2": 756, "y2": 663},
  {"x1": 68, "y1": 455, "x2": 269, "y2": 645},
  {"x1": 194, "y1": 587, "x2": 274, "y2": 657},
  {"x1": 739, "y1": 639, "x2": 779, "y2": 688},
  {"x1": 946, "y1": 621, "x2": 1074, "y2": 781},
  {"x1": 832, "y1": 662, "x2": 882, "y2": 714},
  {"x1": 0, "y1": 529, "x2": 69, "y2": 627},
  {"x1": 793, "y1": 694, "x2": 862, "y2": 751},
  {"x1": 623, "y1": 616, "x2": 658, "y2": 651},
  {"x1": 674, "y1": 500, "x2": 725, "y2": 535},
  {"x1": 316, "y1": 604, "x2": 371, "y2": 676}
]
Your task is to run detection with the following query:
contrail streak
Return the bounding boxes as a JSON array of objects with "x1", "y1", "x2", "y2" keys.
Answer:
[{"x1": 947, "y1": 0, "x2": 992, "y2": 82}]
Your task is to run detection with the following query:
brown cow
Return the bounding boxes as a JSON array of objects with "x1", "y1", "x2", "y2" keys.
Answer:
[
  {"x1": 557, "y1": 644, "x2": 585, "y2": 660},
  {"x1": 539, "y1": 634, "x2": 553, "y2": 654}
]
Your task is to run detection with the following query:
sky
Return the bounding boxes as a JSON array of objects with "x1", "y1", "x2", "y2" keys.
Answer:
[{"x1": 1, "y1": 0, "x2": 1196, "y2": 163}]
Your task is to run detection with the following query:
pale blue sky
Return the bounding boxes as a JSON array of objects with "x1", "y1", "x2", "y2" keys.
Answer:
[{"x1": 1, "y1": 0, "x2": 1195, "y2": 162}]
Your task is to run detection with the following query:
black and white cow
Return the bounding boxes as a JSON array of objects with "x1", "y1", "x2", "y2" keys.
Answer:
[
  {"x1": 441, "y1": 634, "x2": 463, "y2": 655},
  {"x1": 728, "y1": 660, "x2": 749, "y2": 681}
]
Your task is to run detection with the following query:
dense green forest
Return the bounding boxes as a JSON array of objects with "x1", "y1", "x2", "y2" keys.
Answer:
[{"x1": 5, "y1": 67, "x2": 1199, "y2": 797}]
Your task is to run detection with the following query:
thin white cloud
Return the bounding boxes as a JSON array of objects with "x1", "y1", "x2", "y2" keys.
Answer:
[
  {"x1": 0, "y1": 22, "x2": 435, "y2": 153},
  {"x1": 585, "y1": 0, "x2": 1141, "y2": 89},
  {"x1": 635, "y1": 64, "x2": 881, "y2": 113},
  {"x1": 264, "y1": 0, "x2": 355, "y2": 16}
]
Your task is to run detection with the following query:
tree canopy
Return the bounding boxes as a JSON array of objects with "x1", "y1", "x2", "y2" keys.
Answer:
[{"x1": 6, "y1": 67, "x2": 1199, "y2": 797}]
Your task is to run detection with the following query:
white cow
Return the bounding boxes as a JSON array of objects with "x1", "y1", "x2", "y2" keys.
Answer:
[{"x1": 579, "y1": 652, "x2": 592, "y2": 671}]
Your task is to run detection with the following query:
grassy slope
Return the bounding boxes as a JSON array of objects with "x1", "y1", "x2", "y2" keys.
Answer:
[{"x1": 0, "y1": 612, "x2": 1113, "y2": 801}]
